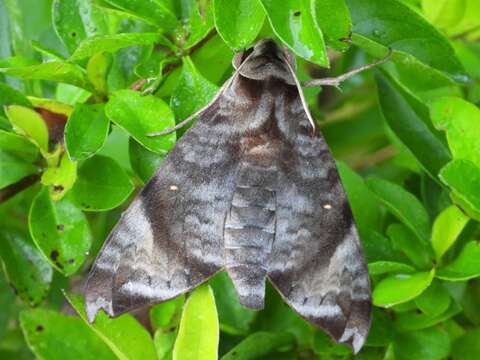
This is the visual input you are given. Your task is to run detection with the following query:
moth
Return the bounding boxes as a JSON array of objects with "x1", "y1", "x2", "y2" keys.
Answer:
[{"x1": 85, "y1": 39, "x2": 390, "y2": 353}]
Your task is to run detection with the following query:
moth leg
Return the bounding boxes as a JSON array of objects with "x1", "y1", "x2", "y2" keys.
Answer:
[{"x1": 302, "y1": 48, "x2": 392, "y2": 88}]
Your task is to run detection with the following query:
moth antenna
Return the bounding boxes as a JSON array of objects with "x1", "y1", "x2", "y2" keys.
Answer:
[
  {"x1": 281, "y1": 53, "x2": 317, "y2": 132},
  {"x1": 302, "y1": 48, "x2": 393, "y2": 89},
  {"x1": 147, "y1": 51, "x2": 258, "y2": 137}
]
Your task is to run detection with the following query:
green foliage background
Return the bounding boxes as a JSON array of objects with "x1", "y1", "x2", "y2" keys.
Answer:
[{"x1": 0, "y1": 0, "x2": 480, "y2": 359}]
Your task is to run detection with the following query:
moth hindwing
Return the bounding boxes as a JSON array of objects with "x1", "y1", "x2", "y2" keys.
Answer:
[{"x1": 85, "y1": 39, "x2": 371, "y2": 354}]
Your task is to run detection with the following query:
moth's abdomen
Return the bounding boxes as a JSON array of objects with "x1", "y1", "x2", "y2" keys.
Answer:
[{"x1": 224, "y1": 151, "x2": 277, "y2": 310}]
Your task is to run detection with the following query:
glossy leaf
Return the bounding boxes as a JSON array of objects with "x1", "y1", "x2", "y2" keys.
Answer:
[
  {"x1": 71, "y1": 33, "x2": 164, "y2": 60},
  {"x1": 40, "y1": 152, "x2": 77, "y2": 201},
  {"x1": 0, "y1": 83, "x2": 31, "y2": 119},
  {"x1": 346, "y1": 0, "x2": 464, "y2": 76},
  {"x1": 437, "y1": 241, "x2": 480, "y2": 281},
  {"x1": 395, "y1": 300, "x2": 461, "y2": 331},
  {"x1": 367, "y1": 178, "x2": 431, "y2": 243},
  {"x1": 431, "y1": 205, "x2": 469, "y2": 261},
  {"x1": 154, "y1": 331, "x2": 176, "y2": 360},
  {"x1": 393, "y1": 327, "x2": 450, "y2": 360},
  {"x1": 452, "y1": 329, "x2": 480, "y2": 360},
  {"x1": 222, "y1": 332, "x2": 295, "y2": 360},
  {"x1": 388, "y1": 223, "x2": 433, "y2": 269},
  {"x1": 0, "y1": 229, "x2": 52, "y2": 306},
  {"x1": 149, "y1": 296, "x2": 184, "y2": 331},
  {"x1": 214, "y1": 0, "x2": 265, "y2": 50},
  {"x1": 29, "y1": 188, "x2": 92, "y2": 276},
  {"x1": 106, "y1": 90, "x2": 176, "y2": 153},
  {"x1": 0, "y1": 151, "x2": 37, "y2": 189},
  {"x1": 102, "y1": 0, "x2": 177, "y2": 30},
  {"x1": 176, "y1": 0, "x2": 215, "y2": 50},
  {"x1": 65, "y1": 103, "x2": 110, "y2": 161},
  {"x1": 0, "y1": 129, "x2": 38, "y2": 161},
  {"x1": 70, "y1": 155, "x2": 134, "y2": 211},
  {"x1": 430, "y1": 96, "x2": 480, "y2": 168},
  {"x1": 372, "y1": 269, "x2": 435, "y2": 307},
  {"x1": 87, "y1": 52, "x2": 113, "y2": 96},
  {"x1": 20, "y1": 309, "x2": 116, "y2": 360},
  {"x1": 440, "y1": 160, "x2": 480, "y2": 219},
  {"x1": 5, "y1": 105, "x2": 49, "y2": 153},
  {"x1": 52, "y1": 0, "x2": 87, "y2": 54},
  {"x1": 129, "y1": 138, "x2": 164, "y2": 183},
  {"x1": 422, "y1": 0, "x2": 467, "y2": 29},
  {"x1": 66, "y1": 292, "x2": 157, "y2": 360},
  {"x1": 259, "y1": 0, "x2": 329, "y2": 66},
  {"x1": 171, "y1": 57, "x2": 218, "y2": 131},
  {"x1": 337, "y1": 162, "x2": 384, "y2": 239},
  {"x1": 173, "y1": 284, "x2": 219, "y2": 360},
  {"x1": 210, "y1": 272, "x2": 256, "y2": 335},
  {"x1": 0, "y1": 62, "x2": 89, "y2": 89},
  {"x1": 375, "y1": 72, "x2": 451, "y2": 180},
  {"x1": 415, "y1": 280, "x2": 451, "y2": 317},
  {"x1": 313, "y1": 0, "x2": 352, "y2": 51},
  {"x1": 368, "y1": 261, "x2": 415, "y2": 276}
]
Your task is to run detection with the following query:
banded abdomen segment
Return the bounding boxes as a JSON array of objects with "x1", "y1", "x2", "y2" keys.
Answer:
[{"x1": 224, "y1": 157, "x2": 277, "y2": 309}]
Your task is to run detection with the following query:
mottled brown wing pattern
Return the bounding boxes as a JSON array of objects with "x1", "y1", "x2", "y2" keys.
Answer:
[
  {"x1": 267, "y1": 87, "x2": 371, "y2": 353},
  {"x1": 84, "y1": 92, "x2": 243, "y2": 321}
]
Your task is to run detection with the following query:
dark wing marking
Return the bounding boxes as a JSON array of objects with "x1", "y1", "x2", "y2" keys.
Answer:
[
  {"x1": 267, "y1": 89, "x2": 371, "y2": 354},
  {"x1": 85, "y1": 94, "x2": 242, "y2": 322}
]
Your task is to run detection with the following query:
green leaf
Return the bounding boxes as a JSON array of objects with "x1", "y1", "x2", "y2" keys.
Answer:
[
  {"x1": 431, "y1": 205, "x2": 469, "y2": 261},
  {"x1": 222, "y1": 332, "x2": 295, "y2": 360},
  {"x1": 71, "y1": 33, "x2": 165, "y2": 60},
  {"x1": 0, "y1": 83, "x2": 31, "y2": 119},
  {"x1": 372, "y1": 269, "x2": 435, "y2": 307},
  {"x1": 346, "y1": 0, "x2": 464, "y2": 76},
  {"x1": 422, "y1": 0, "x2": 467, "y2": 29},
  {"x1": 29, "y1": 187, "x2": 92, "y2": 276},
  {"x1": 105, "y1": 90, "x2": 176, "y2": 153},
  {"x1": 375, "y1": 72, "x2": 451, "y2": 180},
  {"x1": 259, "y1": 0, "x2": 329, "y2": 66},
  {"x1": 87, "y1": 52, "x2": 113, "y2": 96},
  {"x1": 0, "y1": 229, "x2": 52, "y2": 306},
  {"x1": 368, "y1": 261, "x2": 415, "y2": 275},
  {"x1": 366, "y1": 309, "x2": 395, "y2": 347},
  {"x1": 210, "y1": 272, "x2": 256, "y2": 335},
  {"x1": 129, "y1": 138, "x2": 164, "y2": 183},
  {"x1": 440, "y1": 160, "x2": 480, "y2": 219},
  {"x1": 31, "y1": 40, "x2": 65, "y2": 60},
  {"x1": 452, "y1": 329, "x2": 480, "y2": 360},
  {"x1": 415, "y1": 280, "x2": 451, "y2": 317},
  {"x1": 20, "y1": 309, "x2": 116, "y2": 360},
  {"x1": 70, "y1": 155, "x2": 134, "y2": 211},
  {"x1": 65, "y1": 103, "x2": 110, "y2": 161},
  {"x1": 430, "y1": 96, "x2": 480, "y2": 168},
  {"x1": 102, "y1": 0, "x2": 177, "y2": 30},
  {"x1": 313, "y1": 0, "x2": 352, "y2": 51},
  {"x1": 52, "y1": 0, "x2": 87, "y2": 54},
  {"x1": 437, "y1": 241, "x2": 480, "y2": 281},
  {"x1": 175, "y1": 0, "x2": 215, "y2": 50},
  {"x1": 149, "y1": 296, "x2": 184, "y2": 331},
  {"x1": 171, "y1": 57, "x2": 218, "y2": 132},
  {"x1": 0, "y1": 151, "x2": 37, "y2": 189},
  {"x1": 66, "y1": 292, "x2": 158, "y2": 360},
  {"x1": 312, "y1": 330, "x2": 350, "y2": 355},
  {"x1": 337, "y1": 162, "x2": 383, "y2": 239},
  {"x1": 388, "y1": 223, "x2": 433, "y2": 269},
  {"x1": 41, "y1": 152, "x2": 77, "y2": 201},
  {"x1": 5, "y1": 105, "x2": 49, "y2": 153},
  {"x1": 367, "y1": 178, "x2": 431, "y2": 243},
  {"x1": 154, "y1": 331, "x2": 176, "y2": 360},
  {"x1": 0, "y1": 62, "x2": 89, "y2": 89},
  {"x1": 395, "y1": 300, "x2": 461, "y2": 331},
  {"x1": 173, "y1": 284, "x2": 219, "y2": 360},
  {"x1": 214, "y1": 0, "x2": 265, "y2": 50},
  {"x1": 393, "y1": 327, "x2": 450, "y2": 360},
  {"x1": 0, "y1": 130, "x2": 39, "y2": 161}
]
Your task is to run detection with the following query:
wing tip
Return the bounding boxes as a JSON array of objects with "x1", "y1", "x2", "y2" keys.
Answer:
[{"x1": 338, "y1": 326, "x2": 368, "y2": 354}]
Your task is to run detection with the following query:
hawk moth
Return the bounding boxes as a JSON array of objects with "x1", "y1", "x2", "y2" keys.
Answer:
[{"x1": 85, "y1": 39, "x2": 385, "y2": 353}]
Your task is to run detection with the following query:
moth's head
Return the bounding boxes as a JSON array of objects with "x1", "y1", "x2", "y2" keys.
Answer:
[{"x1": 233, "y1": 39, "x2": 296, "y2": 85}]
